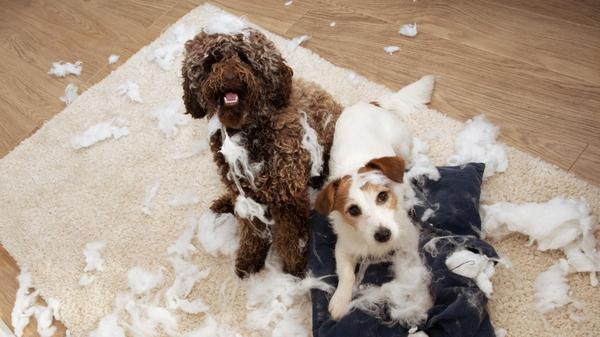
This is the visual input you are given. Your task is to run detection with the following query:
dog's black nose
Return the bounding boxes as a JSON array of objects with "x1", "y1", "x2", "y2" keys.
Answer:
[{"x1": 374, "y1": 227, "x2": 391, "y2": 243}]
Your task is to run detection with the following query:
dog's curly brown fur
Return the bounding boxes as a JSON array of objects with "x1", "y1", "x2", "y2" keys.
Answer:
[{"x1": 182, "y1": 28, "x2": 342, "y2": 277}]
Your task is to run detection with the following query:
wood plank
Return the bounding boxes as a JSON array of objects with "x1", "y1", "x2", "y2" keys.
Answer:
[
  {"x1": 571, "y1": 144, "x2": 600, "y2": 186},
  {"x1": 333, "y1": 0, "x2": 600, "y2": 84},
  {"x1": 286, "y1": 2, "x2": 591, "y2": 170},
  {"x1": 498, "y1": 0, "x2": 600, "y2": 30}
]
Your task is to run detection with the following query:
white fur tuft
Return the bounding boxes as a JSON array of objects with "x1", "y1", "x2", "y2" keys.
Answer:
[{"x1": 377, "y1": 75, "x2": 435, "y2": 118}]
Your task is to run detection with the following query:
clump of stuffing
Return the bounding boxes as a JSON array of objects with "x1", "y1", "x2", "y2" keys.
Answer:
[
  {"x1": 197, "y1": 210, "x2": 239, "y2": 257},
  {"x1": 71, "y1": 118, "x2": 129, "y2": 150},
  {"x1": 384, "y1": 46, "x2": 400, "y2": 54},
  {"x1": 235, "y1": 195, "x2": 275, "y2": 231},
  {"x1": 165, "y1": 256, "x2": 211, "y2": 313},
  {"x1": 330, "y1": 21, "x2": 336, "y2": 27},
  {"x1": 11, "y1": 269, "x2": 39, "y2": 337},
  {"x1": 399, "y1": 23, "x2": 418, "y2": 37},
  {"x1": 287, "y1": 35, "x2": 311, "y2": 52},
  {"x1": 108, "y1": 54, "x2": 120, "y2": 64},
  {"x1": 245, "y1": 256, "x2": 327, "y2": 336},
  {"x1": 168, "y1": 191, "x2": 200, "y2": 207},
  {"x1": 172, "y1": 139, "x2": 209, "y2": 159},
  {"x1": 220, "y1": 132, "x2": 262, "y2": 189},
  {"x1": 406, "y1": 138, "x2": 440, "y2": 181},
  {"x1": 347, "y1": 71, "x2": 363, "y2": 86},
  {"x1": 167, "y1": 216, "x2": 199, "y2": 259},
  {"x1": 148, "y1": 100, "x2": 190, "y2": 138},
  {"x1": 117, "y1": 80, "x2": 143, "y2": 103},
  {"x1": 481, "y1": 197, "x2": 600, "y2": 277},
  {"x1": 494, "y1": 328, "x2": 508, "y2": 337},
  {"x1": 446, "y1": 249, "x2": 496, "y2": 298},
  {"x1": 447, "y1": 115, "x2": 508, "y2": 178},
  {"x1": 32, "y1": 305, "x2": 57, "y2": 337},
  {"x1": 184, "y1": 315, "x2": 240, "y2": 337},
  {"x1": 284, "y1": 0, "x2": 293, "y2": 5},
  {"x1": 203, "y1": 13, "x2": 246, "y2": 35},
  {"x1": 48, "y1": 61, "x2": 82, "y2": 77},
  {"x1": 83, "y1": 240, "x2": 107, "y2": 272},
  {"x1": 141, "y1": 181, "x2": 160, "y2": 215},
  {"x1": 534, "y1": 259, "x2": 571, "y2": 314},
  {"x1": 127, "y1": 267, "x2": 165, "y2": 295},
  {"x1": 300, "y1": 111, "x2": 324, "y2": 177},
  {"x1": 149, "y1": 24, "x2": 198, "y2": 70},
  {"x1": 59, "y1": 83, "x2": 78, "y2": 106},
  {"x1": 89, "y1": 314, "x2": 125, "y2": 337}
]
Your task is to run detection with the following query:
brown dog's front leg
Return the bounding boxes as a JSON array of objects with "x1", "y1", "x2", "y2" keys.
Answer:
[
  {"x1": 272, "y1": 203, "x2": 310, "y2": 277},
  {"x1": 234, "y1": 216, "x2": 272, "y2": 278},
  {"x1": 210, "y1": 194, "x2": 235, "y2": 214}
]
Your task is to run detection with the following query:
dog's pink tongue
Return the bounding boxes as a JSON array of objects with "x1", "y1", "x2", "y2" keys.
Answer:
[{"x1": 224, "y1": 92, "x2": 239, "y2": 105}]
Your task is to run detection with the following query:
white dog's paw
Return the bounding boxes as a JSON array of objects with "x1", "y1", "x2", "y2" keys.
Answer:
[{"x1": 328, "y1": 291, "x2": 352, "y2": 320}]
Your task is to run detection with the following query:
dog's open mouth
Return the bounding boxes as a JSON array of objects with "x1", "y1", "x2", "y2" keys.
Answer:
[{"x1": 223, "y1": 92, "x2": 239, "y2": 106}]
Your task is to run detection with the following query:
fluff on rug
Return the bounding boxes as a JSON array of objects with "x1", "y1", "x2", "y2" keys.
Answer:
[{"x1": 0, "y1": 4, "x2": 599, "y2": 337}]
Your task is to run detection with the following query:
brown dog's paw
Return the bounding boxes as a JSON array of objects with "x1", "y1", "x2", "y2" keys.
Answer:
[
  {"x1": 210, "y1": 194, "x2": 234, "y2": 214},
  {"x1": 234, "y1": 256, "x2": 266, "y2": 278}
]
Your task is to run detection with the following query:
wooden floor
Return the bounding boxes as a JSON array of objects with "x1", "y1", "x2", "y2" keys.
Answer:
[{"x1": 0, "y1": 0, "x2": 599, "y2": 334}]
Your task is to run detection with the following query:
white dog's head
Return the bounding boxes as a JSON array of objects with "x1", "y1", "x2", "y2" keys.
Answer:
[{"x1": 316, "y1": 156, "x2": 418, "y2": 257}]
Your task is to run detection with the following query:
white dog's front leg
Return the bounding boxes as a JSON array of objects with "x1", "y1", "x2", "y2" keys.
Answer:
[{"x1": 329, "y1": 247, "x2": 356, "y2": 320}]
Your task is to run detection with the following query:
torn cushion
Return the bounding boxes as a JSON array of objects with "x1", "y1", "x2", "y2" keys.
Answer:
[{"x1": 309, "y1": 163, "x2": 498, "y2": 337}]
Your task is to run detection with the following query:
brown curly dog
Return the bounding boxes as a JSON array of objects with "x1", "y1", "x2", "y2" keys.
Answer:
[{"x1": 182, "y1": 28, "x2": 342, "y2": 277}]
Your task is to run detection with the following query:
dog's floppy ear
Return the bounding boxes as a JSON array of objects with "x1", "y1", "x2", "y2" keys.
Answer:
[
  {"x1": 315, "y1": 179, "x2": 341, "y2": 215},
  {"x1": 181, "y1": 34, "x2": 208, "y2": 119},
  {"x1": 182, "y1": 71, "x2": 207, "y2": 119},
  {"x1": 359, "y1": 156, "x2": 406, "y2": 183}
]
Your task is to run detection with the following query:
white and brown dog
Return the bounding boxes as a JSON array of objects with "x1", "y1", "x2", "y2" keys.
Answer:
[{"x1": 315, "y1": 76, "x2": 435, "y2": 323}]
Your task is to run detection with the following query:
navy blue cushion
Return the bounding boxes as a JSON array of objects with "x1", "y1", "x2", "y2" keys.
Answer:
[{"x1": 309, "y1": 163, "x2": 498, "y2": 337}]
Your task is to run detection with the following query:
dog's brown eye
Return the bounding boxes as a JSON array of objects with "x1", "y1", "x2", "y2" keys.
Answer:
[
  {"x1": 347, "y1": 205, "x2": 361, "y2": 217},
  {"x1": 377, "y1": 191, "x2": 388, "y2": 204}
]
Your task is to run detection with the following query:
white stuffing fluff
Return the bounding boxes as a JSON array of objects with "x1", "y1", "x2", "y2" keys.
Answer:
[
  {"x1": 300, "y1": 111, "x2": 324, "y2": 177},
  {"x1": 168, "y1": 191, "x2": 200, "y2": 207},
  {"x1": 350, "y1": 251, "x2": 432, "y2": 326},
  {"x1": 32, "y1": 305, "x2": 57, "y2": 337},
  {"x1": 284, "y1": 0, "x2": 293, "y2": 6},
  {"x1": 220, "y1": 132, "x2": 262, "y2": 189},
  {"x1": 245, "y1": 257, "x2": 326, "y2": 336},
  {"x1": 48, "y1": 61, "x2": 82, "y2": 77},
  {"x1": 420, "y1": 207, "x2": 436, "y2": 222},
  {"x1": 78, "y1": 274, "x2": 95, "y2": 286},
  {"x1": 481, "y1": 197, "x2": 600, "y2": 277},
  {"x1": 145, "y1": 306, "x2": 178, "y2": 335},
  {"x1": 384, "y1": 46, "x2": 400, "y2": 54},
  {"x1": 399, "y1": 23, "x2": 418, "y2": 37},
  {"x1": 406, "y1": 137, "x2": 440, "y2": 181},
  {"x1": 203, "y1": 12, "x2": 247, "y2": 35},
  {"x1": 165, "y1": 256, "x2": 211, "y2": 312},
  {"x1": 534, "y1": 259, "x2": 572, "y2": 314},
  {"x1": 172, "y1": 139, "x2": 209, "y2": 159},
  {"x1": 149, "y1": 23, "x2": 198, "y2": 70},
  {"x1": 127, "y1": 267, "x2": 164, "y2": 295},
  {"x1": 89, "y1": 314, "x2": 126, "y2": 337},
  {"x1": 148, "y1": 100, "x2": 190, "y2": 138},
  {"x1": 11, "y1": 268, "x2": 39, "y2": 337},
  {"x1": 207, "y1": 115, "x2": 223, "y2": 138},
  {"x1": 167, "y1": 216, "x2": 198, "y2": 258},
  {"x1": 447, "y1": 115, "x2": 508, "y2": 178},
  {"x1": 494, "y1": 328, "x2": 508, "y2": 337},
  {"x1": 287, "y1": 35, "x2": 311, "y2": 52},
  {"x1": 108, "y1": 54, "x2": 120, "y2": 64},
  {"x1": 235, "y1": 195, "x2": 275, "y2": 227},
  {"x1": 117, "y1": 80, "x2": 143, "y2": 103},
  {"x1": 197, "y1": 210, "x2": 239, "y2": 257},
  {"x1": 330, "y1": 21, "x2": 336, "y2": 27},
  {"x1": 83, "y1": 240, "x2": 107, "y2": 272},
  {"x1": 141, "y1": 181, "x2": 160, "y2": 215},
  {"x1": 71, "y1": 117, "x2": 130, "y2": 150},
  {"x1": 446, "y1": 249, "x2": 496, "y2": 298},
  {"x1": 59, "y1": 83, "x2": 78, "y2": 105}
]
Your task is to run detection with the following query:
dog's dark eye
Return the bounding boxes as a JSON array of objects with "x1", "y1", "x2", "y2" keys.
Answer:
[
  {"x1": 347, "y1": 205, "x2": 361, "y2": 217},
  {"x1": 376, "y1": 191, "x2": 389, "y2": 204}
]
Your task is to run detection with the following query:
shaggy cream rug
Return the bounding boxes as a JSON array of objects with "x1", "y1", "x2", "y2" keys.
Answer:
[{"x1": 1, "y1": 3, "x2": 598, "y2": 337}]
